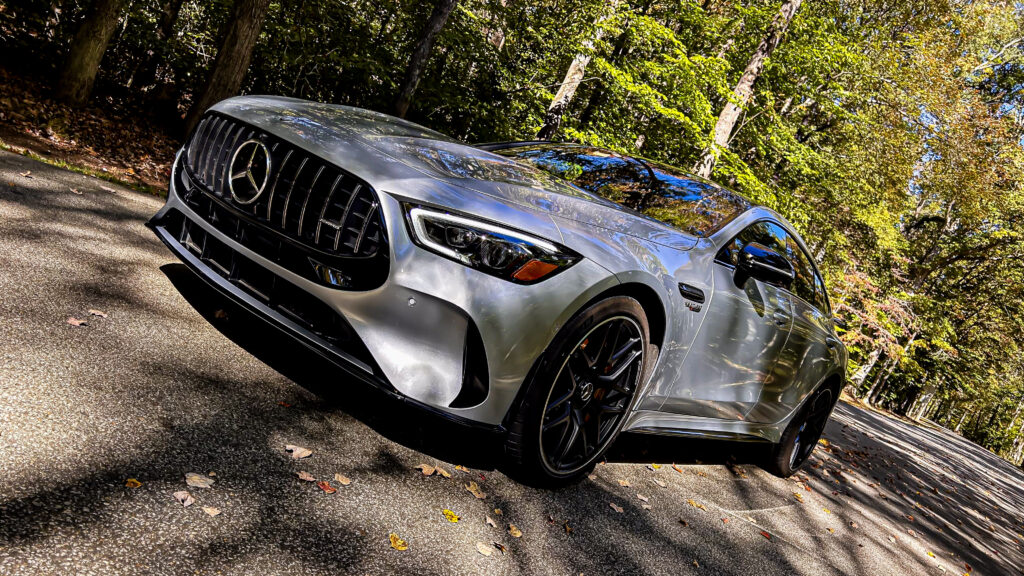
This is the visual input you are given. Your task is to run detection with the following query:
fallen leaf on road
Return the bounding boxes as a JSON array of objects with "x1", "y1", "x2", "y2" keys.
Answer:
[
  {"x1": 443, "y1": 509, "x2": 460, "y2": 523},
  {"x1": 173, "y1": 491, "x2": 194, "y2": 507},
  {"x1": 679, "y1": 519, "x2": 689, "y2": 527},
  {"x1": 476, "y1": 541, "x2": 493, "y2": 556},
  {"x1": 277, "y1": 401, "x2": 291, "y2": 408},
  {"x1": 20, "y1": 171, "x2": 31, "y2": 178},
  {"x1": 285, "y1": 445, "x2": 312, "y2": 459},
  {"x1": 185, "y1": 473, "x2": 214, "y2": 488},
  {"x1": 637, "y1": 493, "x2": 649, "y2": 502},
  {"x1": 641, "y1": 503, "x2": 652, "y2": 510},
  {"x1": 888, "y1": 536, "x2": 897, "y2": 544},
  {"x1": 317, "y1": 481, "x2": 337, "y2": 494},
  {"x1": 722, "y1": 518, "x2": 729, "y2": 523},
  {"x1": 493, "y1": 508, "x2": 503, "y2": 515},
  {"x1": 88, "y1": 309, "x2": 107, "y2": 318},
  {"x1": 823, "y1": 508, "x2": 831, "y2": 514},
  {"x1": 927, "y1": 551, "x2": 935, "y2": 558},
  {"x1": 334, "y1": 473, "x2": 351, "y2": 486},
  {"x1": 100, "y1": 185, "x2": 116, "y2": 193},
  {"x1": 202, "y1": 506, "x2": 221, "y2": 516},
  {"x1": 436, "y1": 466, "x2": 451, "y2": 478},
  {"x1": 67, "y1": 317, "x2": 88, "y2": 327},
  {"x1": 509, "y1": 524, "x2": 522, "y2": 538},
  {"x1": 647, "y1": 464, "x2": 661, "y2": 471},
  {"x1": 389, "y1": 533, "x2": 408, "y2": 551},
  {"x1": 415, "y1": 464, "x2": 436, "y2": 476},
  {"x1": 793, "y1": 492, "x2": 804, "y2": 503},
  {"x1": 486, "y1": 516, "x2": 497, "y2": 528},
  {"x1": 827, "y1": 528, "x2": 835, "y2": 534},
  {"x1": 618, "y1": 479, "x2": 631, "y2": 487},
  {"x1": 125, "y1": 478, "x2": 141, "y2": 488},
  {"x1": 455, "y1": 465, "x2": 469, "y2": 473},
  {"x1": 687, "y1": 499, "x2": 707, "y2": 511},
  {"x1": 672, "y1": 464, "x2": 685, "y2": 474},
  {"x1": 760, "y1": 530, "x2": 772, "y2": 540},
  {"x1": 564, "y1": 521, "x2": 573, "y2": 534},
  {"x1": 494, "y1": 542, "x2": 507, "y2": 554},
  {"x1": 70, "y1": 187, "x2": 81, "y2": 195},
  {"x1": 653, "y1": 478, "x2": 667, "y2": 488},
  {"x1": 466, "y1": 481, "x2": 487, "y2": 499},
  {"x1": 297, "y1": 471, "x2": 315, "y2": 482},
  {"x1": 610, "y1": 502, "x2": 624, "y2": 513}
]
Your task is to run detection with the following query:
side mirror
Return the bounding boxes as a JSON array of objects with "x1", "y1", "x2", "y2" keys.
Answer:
[
  {"x1": 736, "y1": 242, "x2": 795, "y2": 288},
  {"x1": 833, "y1": 316, "x2": 848, "y2": 330}
]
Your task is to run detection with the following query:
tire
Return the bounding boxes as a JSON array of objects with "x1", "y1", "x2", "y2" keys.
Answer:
[
  {"x1": 503, "y1": 296, "x2": 653, "y2": 488},
  {"x1": 766, "y1": 384, "x2": 838, "y2": 478}
]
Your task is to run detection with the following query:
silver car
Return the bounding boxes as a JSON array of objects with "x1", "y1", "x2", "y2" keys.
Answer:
[{"x1": 149, "y1": 96, "x2": 847, "y2": 485}]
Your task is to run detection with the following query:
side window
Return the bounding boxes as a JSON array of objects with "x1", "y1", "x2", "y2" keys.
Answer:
[
  {"x1": 715, "y1": 221, "x2": 788, "y2": 266},
  {"x1": 784, "y1": 235, "x2": 829, "y2": 313},
  {"x1": 812, "y1": 271, "x2": 829, "y2": 313}
]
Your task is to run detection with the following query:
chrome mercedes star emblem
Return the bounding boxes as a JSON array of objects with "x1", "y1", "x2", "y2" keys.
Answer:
[{"x1": 227, "y1": 139, "x2": 271, "y2": 205}]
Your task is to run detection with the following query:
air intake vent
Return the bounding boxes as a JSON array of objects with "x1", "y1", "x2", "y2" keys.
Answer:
[{"x1": 184, "y1": 113, "x2": 387, "y2": 260}]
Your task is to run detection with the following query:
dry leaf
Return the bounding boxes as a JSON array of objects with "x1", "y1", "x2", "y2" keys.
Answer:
[
  {"x1": 389, "y1": 533, "x2": 408, "y2": 551},
  {"x1": 617, "y1": 479, "x2": 631, "y2": 487},
  {"x1": 101, "y1": 185, "x2": 116, "y2": 193},
  {"x1": 888, "y1": 536, "x2": 897, "y2": 544},
  {"x1": 202, "y1": 506, "x2": 221, "y2": 517},
  {"x1": 185, "y1": 472, "x2": 214, "y2": 488},
  {"x1": 415, "y1": 464, "x2": 436, "y2": 476},
  {"x1": 508, "y1": 524, "x2": 522, "y2": 538},
  {"x1": 679, "y1": 519, "x2": 689, "y2": 527},
  {"x1": 486, "y1": 516, "x2": 497, "y2": 528},
  {"x1": 277, "y1": 401, "x2": 291, "y2": 408},
  {"x1": 297, "y1": 470, "x2": 316, "y2": 482},
  {"x1": 927, "y1": 551, "x2": 935, "y2": 558},
  {"x1": 20, "y1": 170, "x2": 31, "y2": 178},
  {"x1": 455, "y1": 465, "x2": 469, "y2": 473},
  {"x1": 442, "y1": 509, "x2": 460, "y2": 523},
  {"x1": 760, "y1": 530, "x2": 772, "y2": 540},
  {"x1": 793, "y1": 492, "x2": 804, "y2": 503},
  {"x1": 827, "y1": 527, "x2": 835, "y2": 534},
  {"x1": 334, "y1": 473, "x2": 351, "y2": 486},
  {"x1": 641, "y1": 503, "x2": 652, "y2": 510},
  {"x1": 317, "y1": 480, "x2": 337, "y2": 494},
  {"x1": 653, "y1": 478, "x2": 667, "y2": 488},
  {"x1": 476, "y1": 541, "x2": 493, "y2": 556},
  {"x1": 686, "y1": 499, "x2": 707, "y2": 511},
  {"x1": 285, "y1": 444, "x2": 312, "y2": 459},
  {"x1": 173, "y1": 490, "x2": 194, "y2": 507},
  {"x1": 493, "y1": 542, "x2": 507, "y2": 555},
  {"x1": 466, "y1": 481, "x2": 487, "y2": 499},
  {"x1": 722, "y1": 518, "x2": 729, "y2": 523},
  {"x1": 435, "y1": 466, "x2": 451, "y2": 478},
  {"x1": 87, "y1": 309, "x2": 108, "y2": 318},
  {"x1": 564, "y1": 521, "x2": 573, "y2": 534},
  {"x1": 67, "y1": 317, "x2": 88, "y2": 327},
  {"x1": 637, "y1": 493, "x2": 649, "y2": 502},
  {"x1": 672, "y1": 464, "x2": 685, "y2": 474},
  {"x1": 70, "y1": 187, "x2": 82, "y2": 195},
  {"x1": 823, "y1": 508, "x2": 831, "y2": 514},
  {"x1": 610, "y1": 502, "x2": 624, "y2": 513},
  {"x1": 493, "y1": 508, "x2": 503, "y2": 515},
  {"x1": 125, "y1": 478, "x2": 141, "y2": 488}
]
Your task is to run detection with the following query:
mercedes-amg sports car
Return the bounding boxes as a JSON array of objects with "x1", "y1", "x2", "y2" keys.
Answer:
[{"x1": 149, "y1": 96, "x2": 847, "y2": 486}]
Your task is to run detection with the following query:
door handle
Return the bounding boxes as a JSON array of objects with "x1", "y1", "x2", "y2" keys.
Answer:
[{"x1": 771, "y1": 310, "x2": 789, "y2": 326}]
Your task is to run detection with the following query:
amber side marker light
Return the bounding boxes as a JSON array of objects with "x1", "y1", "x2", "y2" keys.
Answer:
[{"x1": 512, "y1": 259, "x2": 559, "y2": 282}]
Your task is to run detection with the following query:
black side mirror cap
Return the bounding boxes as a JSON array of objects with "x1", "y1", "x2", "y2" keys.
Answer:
[{"x1": 736, "y1": 242, "x2": 795, "y2": 288}]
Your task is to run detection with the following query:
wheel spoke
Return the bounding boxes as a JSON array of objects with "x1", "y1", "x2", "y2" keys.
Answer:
[
  {"x1": 545, "y1": 389, "x2": 574, "y2": 416},
  {"x1": 596, "y1": 348, "x2": 643, "y2": 386},
  {"x1": 556, "y1": 410, "x2": 583, "y2": 462}
]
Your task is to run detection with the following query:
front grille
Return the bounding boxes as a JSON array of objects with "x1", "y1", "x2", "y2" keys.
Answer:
[{"x1": 184, "y1": 113, "x2": 386, "y2": 260}]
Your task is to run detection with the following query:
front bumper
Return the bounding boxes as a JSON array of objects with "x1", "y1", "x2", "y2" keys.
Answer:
[{"x1": 150, "y1": 150, "x2": 616, "y2": 426}]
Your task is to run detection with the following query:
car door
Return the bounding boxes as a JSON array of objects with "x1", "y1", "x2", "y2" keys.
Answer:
[
  {"x1": 659, "y1": 221, "x2": 795, "y2": 421},
  {"x1": 747, "y1": 231, "x2": 836, "y2": 423}
]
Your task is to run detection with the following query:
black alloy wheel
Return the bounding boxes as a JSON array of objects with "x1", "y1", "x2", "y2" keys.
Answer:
[
  {"x1": 539, "y1": 316, "x2": 645, "y2": 474},
  {"x1": 768, "y1": 385, "x2": 837, "y2": 477},
  {"x1": 503, "y1": 295, "x2": 652, "y2": 487}
]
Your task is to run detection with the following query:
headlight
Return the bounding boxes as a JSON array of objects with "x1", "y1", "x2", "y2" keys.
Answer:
[{"x1": 403, "y1": 204, "x2": 581, "y2": 283}]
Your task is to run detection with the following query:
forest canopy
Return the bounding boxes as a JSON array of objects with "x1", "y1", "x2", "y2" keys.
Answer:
[{"x1": 2, "y1": 0, "x2": 1023, "y2": 462}]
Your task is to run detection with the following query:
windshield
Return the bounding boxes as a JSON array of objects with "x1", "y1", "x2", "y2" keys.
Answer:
[{"x1": 493, "y1": 144, "x2": 751, "y2": 237}]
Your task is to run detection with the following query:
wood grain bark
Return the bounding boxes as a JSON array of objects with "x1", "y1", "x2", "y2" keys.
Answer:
[
  {"x1": 393, "y1": 0, "x2": 459, "y2": 118},
  {"x1": 56, "y1": 0, "x2": 128, "y2": 105}
]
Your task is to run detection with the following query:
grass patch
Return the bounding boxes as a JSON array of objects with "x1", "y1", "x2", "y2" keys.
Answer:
[{"x1": 0, "y1": 137, "x2": 167, "y2": 198}]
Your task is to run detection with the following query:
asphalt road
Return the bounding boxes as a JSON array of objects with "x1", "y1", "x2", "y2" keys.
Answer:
[{"x1": 2, "y1": 150, "x2": 1023, "y2": 576}]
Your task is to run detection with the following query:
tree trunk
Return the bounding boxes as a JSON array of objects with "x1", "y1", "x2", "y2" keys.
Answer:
[
  {"x1": 392, "y1": 0, "x2": 459, "y2": 118},
  {"x1": 55, "y1": 0, "x2": 128, "y2": 105},
  {"x1": 537, "y1": 3, "x2": 617, "y2": 140},
  {"x1": 135, "y1": 0, "x2": 186, "y2": 89},
  {"x1": 850, "y1": 346, "x2": 881, "y2": 392},
  {"x1": 183, "y1": 0, "x2": 272, "y2": 135},
  {"x1": 693, "y1": 0, "x2": 802, "y2": 178}
]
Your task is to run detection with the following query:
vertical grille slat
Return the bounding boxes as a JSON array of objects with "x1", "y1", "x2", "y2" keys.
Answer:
[{"x1": 181, "y1": 113, "x2": 387, "y2": 261}]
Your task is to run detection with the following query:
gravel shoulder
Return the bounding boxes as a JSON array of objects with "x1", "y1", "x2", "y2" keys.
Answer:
[{"x1": 2, "y1": 151, "x2": 1022, "y2": 576}]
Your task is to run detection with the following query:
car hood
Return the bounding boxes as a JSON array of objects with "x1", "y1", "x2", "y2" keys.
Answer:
[{"x1": 209, "y1": 96, "x2": 698, "y2": 251}]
